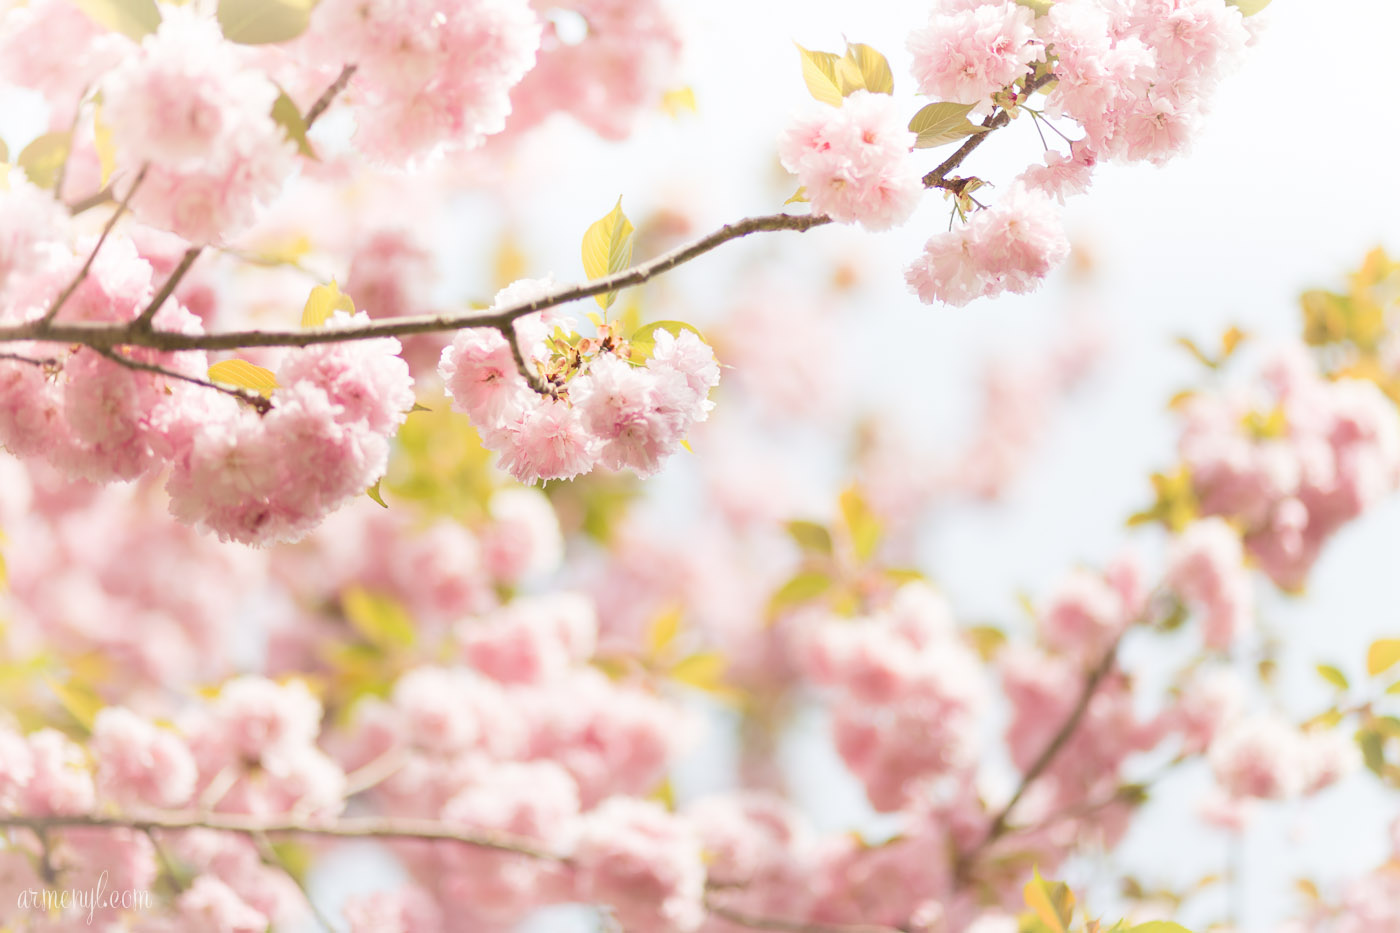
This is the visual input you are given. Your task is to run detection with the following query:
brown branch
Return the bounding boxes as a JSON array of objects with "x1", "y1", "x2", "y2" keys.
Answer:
[
  {"x1": 922, "y1": 70, "x2": 1059, "y2": 191},
  {"x1": 304, "y1": 64, "x2": 357, "y2": 127},
  {"x1": 40, "y1": 164, "x2": 149, "y2": 326},
  {"x1": 955, "y1": 635, "x2": 1122, "y2": 879},
  {"x1": 0, "y1": 212, "x2": 832, "y2": 354},
  {"x1": 92, "y1": 347, "x2": 272, "y2": 414},
  {"x1": 0, "y1": 813, "x2": 564, "y2": 862},
  {"x1": 131, "y1": 247, "x2": 200, "y2": 331}
]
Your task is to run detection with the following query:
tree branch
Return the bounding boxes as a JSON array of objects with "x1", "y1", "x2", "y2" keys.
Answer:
[
  {"x1": 0, "y1": 212, "x2": 833, "y2": 353},
  {"x1": 955, "y1": 634, "x2": 1122, "y2": 878},
  {"x1": 92, "y1": 347, "x2": 272, "y2": 414},
  {"x1": 923, "y1": 70, "x2": 1059, "y2": 191},
  {"x1": 304, "y1": 63, "x2": 357, "y2": 126},
  {"x1": 40, "y1": 164, "x2": 149, "y2": 326}
]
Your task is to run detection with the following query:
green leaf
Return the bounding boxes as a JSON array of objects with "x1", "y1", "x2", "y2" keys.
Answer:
[
  {"x1": 768, "y1": 571, "x2": 833, "y2": 616},
  {"x1": 45, "y1": 676, "x2": 102, "y2": 733},
  {"x1": 646, "y1": 607, "x2": 683, "y2": 658},
  {"x1": 1358, "y1": 727, "x2": 1386, "y2": 776},
  {"x1": 301, "y1": 279, "x2": 355, "y2": 327},
  {"x1": 908, "y1": 102, "x2": 987, "y2": 149},
  {"x1": 216, "y1": 0, "x2": 317, "y2": 44},
  {"x1": 966, "y1": 624, "x2": 1007, "y2": 661},
  {"x1": 366, "y1": 480, "x2": 388, "y2": 509},
  {"x1": 784, "y1": 186, "x2": 809, "y2": 206},
  {"x1": 786, "y1": 520, "x2": 833, "y2": 556},
  {"x1": 844, "y1": 43, "x2": 893, "y2": 95},
  {"x1": 1367, "y1": 639, "x2": 1400, "y2": 677},
  {"x1": 581, "y1": 197, "x2": 635, "y2": 310},
  {"x1": 1023, "y1": 868, "x2": 1074, "y2": 933},
  {"x1": 341, "y1": 586, "x2": 416, "y2": 650},
  {"x1": 16, "y1": 132, "x2": 71, "y2": 191},
  {"x1": 207, "y1": 359, "x2": 278, "y2": 397},
  {"x1": 670, "y1": 652, "x2": 727, "y2": 691},
  {"x1": 71, "y1": 0, "x2": 160, "y2": 40},
  {"x1": 628, "y1": 320, "x2": 706, "y2": 362},
  {"x1": 92, "y1": 104, "x2": 117, "y2": 187},
  {"x1": 1316, "y1": 664, "x2": 1350, "y2": 692},
  {"x1": 838, "y1": 486, "x2": 880, "y2": 563},
  {"x1": 1226, "y1": 0, "x2": 1271, "y2": 14},
  {"x1": 271, "y1": 87, "x2": 316, "y2": 159},
  {"x1": 795, "y1": 44, "x2": 845, "y2": 106}
]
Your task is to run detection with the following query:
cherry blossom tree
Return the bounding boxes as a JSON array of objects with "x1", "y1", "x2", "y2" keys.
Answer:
[{"x1": 1, "y1": 0, "x2": 1398, "y2": 932}]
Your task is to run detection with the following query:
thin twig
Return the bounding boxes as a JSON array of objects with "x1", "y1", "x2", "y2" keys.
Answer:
[
  {"x1": 92, "y1": 347, "x2": 272, "y2": 414},
  {"x1": 144, "y1": 828, "x2": 188, "y2": 894},
  {"x1": 131, "y1": 247, "x2": 200, "y2": 331},
  {"x1": 923, "y1": 70, "x2": 1058, "y2": 190},
  {"x1": 304, "y1": 64, "x2": 357, "y2": 126},
  {"x1": 40, "y1": 164, "x2": 149, "y2": 326},
  {"x1": 956, "y1": 635, "x2": 1123, "y2": 878},
  {"x1": 250, "y1": 829, "x2": 336, "y2": 933},
  {"x1": 0, "y1": 813, "x2": 564, "y2": 862}
]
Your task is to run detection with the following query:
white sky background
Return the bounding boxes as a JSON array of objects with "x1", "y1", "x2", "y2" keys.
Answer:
[{"x1": 3, "y1": 0, "x2": 1400, "y2": 930}]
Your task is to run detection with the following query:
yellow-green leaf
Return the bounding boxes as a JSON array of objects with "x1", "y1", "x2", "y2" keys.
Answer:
[
  {"x1": 844, "y1": 43, "x2": 893, "y2": 95},
  {"x1": 1368, "y1": 639, "x2": 1400, "y2": 677},
  {"x1": 786, "y1": 520, "x2": 833, "y2": 555},
  {"x1": 646, "y1": 606, "x2": 683, "y2": 658},
  {"x1": 17, "y1": 132, "x2": 71, "y2": 191},
  {"x1": 908, "y1": 101, "x2": 986, "y2": 149},
  {"x1": 1226, "y1": 0, "x2": 1270, "y2": 15},
  {"x1": 670, "y1": 651, "x2": 726, "y2": 691},
  {"x1": 271, "y1": 87, "x2": 316, "y2": 159},
  {"x1": 72, "y1": 0, "x2": 160, "y2": 40},
  {"x1": 45, "y1": 676, "x2": 102, "y2": 733},
  {"x1": 301, "y1": 279, "x2": 355, "y2": 327},
  {"x1": 795, "y1": 44, "x2": 844, "y2": 107},
  {"x1": 1013, "y1": 0, "x2": 1055, "y2": 14},
  {"x1": 0, "y1": 138, "x2": 8, "y2": 164},
  {"x1": 92, "y1": 105, "x2": 117, "y2": 187},
  {"x1": 341, "y1": 586, "x2": 416, "y2": 650},
  {"x1": 661, "y1": 87, "x2": 696, "y2": 117},
  {"x1": 1125, "y1": 925, "x2": 1194, "y2": 933},
  {"x1": 581, "y1": 197, "x2": 635, "y2": 310},
  {"x1": 216, "y1": 0, "x2": 317, "y2": 44},
  {"x1": 1023, "y1": 868, "x2": 1074, "y2": 933},
  {"x1": 366, "y1": 480, "x2": 388, "y2": 509},
  {"x1": 839, "y1": 486, "x2": 881, "y2": 563},
  {"x1": 207, "y1": 359, "x2": 278, "y2": 397},
  {"x1": 784, "y1": 186, "x2": 809, "y2": 206},
  {"x1": 1317, "y1": 664, "x2": 1349, "y2": 692},
  {"x1": 629, "y1": 320, "x2": 706, "y2": 362},
  {"x1": 966, "y1": 624, "x2": 1007, "y2": 661},
  {"x1": 768, "y1": 571, "x2": 833, "y2": 617}
]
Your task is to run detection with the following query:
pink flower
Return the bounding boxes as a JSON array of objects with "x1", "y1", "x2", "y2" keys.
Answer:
[
  {"x1": 212, "y1": 676, "x2": 322, "y2": 761},
  {"x1": 497, "y1": 396, "x2": 600, "y2": 484},
  {"x1": 178, "y1": 875, "x2": 269, "y2": 933},
  {"x1": 906, "y1": 185, "x2": 1069, "y2": 306},
  {"x1": 908, "y1": 2, "x2": 1044, "y2": 106},
  {"x1": 778, "y1": 91, "x2": 922, "y2": 231},
  {"x1": 481, "y1": 488, "x2": 564, "y2": 583},
  {"x1": 1166, "y1": 518, "x2": 1253, "y2": 651},
  {"x1": 343, "y1": 887, "x2": 444, "y2": 933},
  {"x1": 23, "y1": 729, "x2": 94, "y2": 816},
  {"x1": 1209, "y1": 714, "x2": 1304, "y2": 801},
  {"x1": 572, "y1": 354, "x2": 688, "y2": 477},
  {"x1": 573, "y1": 797, "x2": 706, "y2": 933},
  {"x1": 92, "y1": 707, "x2": 198, "y2": 809}
]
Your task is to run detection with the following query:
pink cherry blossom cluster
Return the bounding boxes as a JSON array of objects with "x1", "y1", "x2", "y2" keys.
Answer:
[
  {"x1": 508, "y1": 0, "x2": 684, "y2": 139},
  {"x1": 307, "y1": 0, "x2": 541, "y2": 164},
  {"x1": 0, "y1": 226, "x2": 414, "y2": 545},
  {"x1": 440, "y1": 280, "x2": 721, "y2": 485},
  {"x1": 1164, "y1": 516, "x2": 1254, "y2": 651},
  {"x1": 895, "y1": 0, "x2": 1251, "y2": 306},
  {"x1": 1209, "y1": 713, "x2": 1358, "y2": 802},
  {"x1": 102, "y1": 8, "x2": 299, "y2": 244},
  {"x1": 799, "y1": 583, "x2": 987, "y2": 811},
  {"x1": 1177, "y1": 344, "x2": 1400, "y2": 590},
  {"x1": 777, "y1": 90, "x2": 924, "y2": 232},
  {"x1": 0, "y1": 677, "x2": 344, "y2": 929}
]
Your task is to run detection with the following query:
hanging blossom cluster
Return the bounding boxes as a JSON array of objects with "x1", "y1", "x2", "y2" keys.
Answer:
[
  {"x1": 440, "y1": 280, "x2": 721, "y2": 485},
  {"x1": 777, "y1": 0, "x2": 1255, "y2": 307}
]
